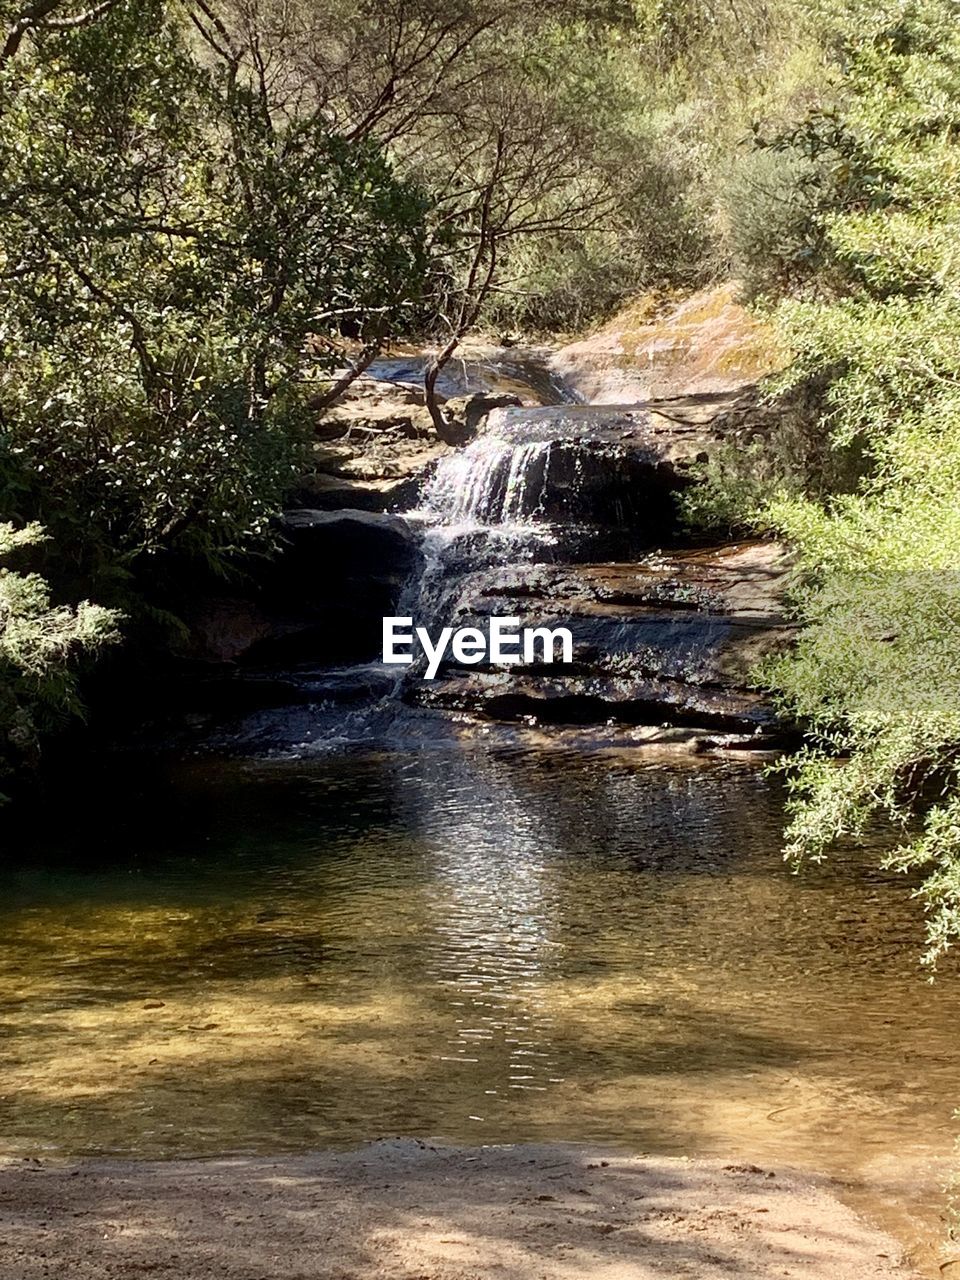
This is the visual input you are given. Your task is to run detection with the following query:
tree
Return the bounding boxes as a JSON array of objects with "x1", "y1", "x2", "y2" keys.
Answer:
[
  {"x1": 207, "y1": 0, "x2": 635, "y2": 435},
  {"x1": 419, "y1": 73, "x2": 616, "y2": 435},
  {"x1": 756, "y1": 0, "x2": 960, "y2": 964},
  {"x1": 0, "y1": 0, "x2": 121, "y2": 71},
  {"x1": 0, "y1": 0, "x2": 431, "y2": 593},
  {"x1": 0, "y1": 523, "x2": 118, "y2": 792}
]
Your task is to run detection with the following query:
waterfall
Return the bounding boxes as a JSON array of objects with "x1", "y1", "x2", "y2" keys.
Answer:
[
  {"x1": 418, "y1": 434, "x2": 555, "y2": 528},
  {"x1": 402, "y1": 422, "x2": 567, "y2": 663},
  {"x1": 413, "y1": 404, "x2": 642, "y2": 535}
]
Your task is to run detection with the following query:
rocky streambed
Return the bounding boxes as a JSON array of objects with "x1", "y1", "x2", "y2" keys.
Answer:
[
  {"x1": 8, "y1": 300, "x2": 949, "y2": 1280},
  {"x1": 410, "y1": 541, "x2": 792, "y2": 745},
  {"x1": 174, "y1": 301, "x2": 794, "y2": 754}
]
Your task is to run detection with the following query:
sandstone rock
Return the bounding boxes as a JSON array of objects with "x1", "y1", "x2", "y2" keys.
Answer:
[
  {"x1": 188, "y1": 510, "x2": 423, "y2": 668},
  {"x1": 186, "y1": 598, "x2": 276, "y2": 665},
  {"x1": 410, "y1": 542, "x2": 796, "y2": 743},
  {"x1": 328, "y1": 373, "x2": 446, "y2": 410},
  {"x1": 287, "y1": 473, "x2": 413, "y2": 513},
  {"x1": 438, "y1": 392, "x2": 525, "y2": 444},
  {"x1": 550, "y1": 283, "x2": 783, "y2": 404}
]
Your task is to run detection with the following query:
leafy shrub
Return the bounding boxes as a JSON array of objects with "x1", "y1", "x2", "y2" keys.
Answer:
[
  {"x1": 0, "y1": 524, "x2": 119, "y2": 791},
  {"x1": 723, "y1": 148, "x2": 830, "y2": 299},
  {"x1": 0, "y1": 1, "x2": 430, "y2": 602},
  {"x1": 752, "y1": 0, "x2": 960, "y2": 964}
]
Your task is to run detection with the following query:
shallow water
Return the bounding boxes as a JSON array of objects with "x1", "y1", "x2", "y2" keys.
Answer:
[{"x1": 0, "y1": 745, "x2": 957, "y2": 1265}]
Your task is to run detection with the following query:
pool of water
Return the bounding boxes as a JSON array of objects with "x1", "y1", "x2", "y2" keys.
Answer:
[{"x1": 0, "y1": 745, "x2": 957, "y2": 1266}]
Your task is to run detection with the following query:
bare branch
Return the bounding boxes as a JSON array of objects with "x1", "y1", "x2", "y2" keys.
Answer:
[{"x1": 40, "y1": 0, "x2": 118, "y2": 32}]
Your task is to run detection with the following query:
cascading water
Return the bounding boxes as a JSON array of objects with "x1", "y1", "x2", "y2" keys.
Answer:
[
  {"x1": 418, "y1": 435, "x2": 557, "y2": 528},
  {"x1": 413, "y1": 404, "x2": 660, "y2": 544},
  {"x1": 406, "y1": 412, "x2": 585, "y2": 646},
  {"x1": 210, "y1": 396, "x2": 680, "y2": 754}
]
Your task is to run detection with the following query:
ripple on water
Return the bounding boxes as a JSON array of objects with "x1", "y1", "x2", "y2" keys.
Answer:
[{"x1": 0, "y1": 746, "x2": 956, "y2": 1265}]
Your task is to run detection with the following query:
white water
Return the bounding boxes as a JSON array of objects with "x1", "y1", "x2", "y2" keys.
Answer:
[{"x1": 418, "y1": 435, "x2": 557, "y2": 528}]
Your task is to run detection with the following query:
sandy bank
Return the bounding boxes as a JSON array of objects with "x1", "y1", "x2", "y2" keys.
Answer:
[{"x1": 0, "y1": 1140, "x2": 920, "y2": 1279}]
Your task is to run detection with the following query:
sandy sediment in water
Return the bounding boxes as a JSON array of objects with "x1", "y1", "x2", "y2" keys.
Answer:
[{"x1": 0, "y1": 1140, "x2": 921, "y2": 1279}]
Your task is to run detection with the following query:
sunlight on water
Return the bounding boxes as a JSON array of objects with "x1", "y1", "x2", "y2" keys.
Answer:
[{"x1": 0, "y1": 746, "x2": 956, "y2": 1264}]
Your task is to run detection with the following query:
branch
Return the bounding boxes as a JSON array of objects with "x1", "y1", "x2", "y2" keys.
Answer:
[
  {"x1": 40, "y1": 0, "x2": 118, "y2": 31},
  {"x1": 187, "y1": 0, "x2": 242, "y2": 72},
  {"x1": 0, "y1": 0, "x2": 120, "y2": 70},
  {"x1": 308, "y1": 338, "x2": 383, "y2": 413},
  {"x1": 1, "y1": 0, "x2": 61, "y2": 69},
  {"x1": 38, "y1": 221, "x2": 160, "y2": 389}
]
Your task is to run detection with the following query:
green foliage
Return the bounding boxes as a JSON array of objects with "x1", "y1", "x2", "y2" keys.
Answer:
[
  {"x1": 0, "y1": 0, "x2": 433, "y2": 771},
  {"x1": 0, "y1": 2, "x2": 430, "y2": 598},
  {"x1": 625, "y1": 0, "x2": 833, "y2": 296},
  {"x1": 750, "y1": 0, "x2": 960, "y2": 964},
  {"x1": 0, "y1": 523, "x2": 119, "y2": 789},
  {"x1": 722, "y1": 147, "x2": 831, "y2": 299},
  {"x1": 475, "y1": 11, "x2": 713, "y2": 332},
  {"x1": 678, "y1": 374, "x2": 868, "y2": 539},
  {"x1": 679, "y1": 441, "x2": 784, "y2": 537},
  {"x1": 456, "y1": 0, "x2": 832, "y2": 331}
]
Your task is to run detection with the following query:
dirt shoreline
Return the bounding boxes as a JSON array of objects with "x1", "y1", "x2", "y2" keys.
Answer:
[{"x1": 0, "y1": 1140, "x2": 921, "y2": 1279}]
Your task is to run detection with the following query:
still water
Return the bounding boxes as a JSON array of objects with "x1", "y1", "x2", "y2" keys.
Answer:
[{"x1": 0, "y1": 745, "x2": 957, "y2": 1260}]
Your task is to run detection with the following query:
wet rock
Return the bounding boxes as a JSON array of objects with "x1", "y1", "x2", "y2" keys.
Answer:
[
  {"x1": 416, "y1": 404, "x2": 712, "y2": 545},
  {"x1": 367, "y1": 346, "x2": 568, "y2": 403},
  {"x1": 278, "y1": 506, "x2": 420, "y2": 550},
  {"x1": 288, "y1": 473, "x2": 415, "y2": 513},
  {"x1": 410, "y1": 542, "x2": 796, "y2": 742},
  {"x1": 439, "y1": 392, "x2": 525, "y2": 444},
  {"x1": 186, "y1": 597, "x2": 277, "y2": 665},
  {"x1": 418, "y1": 672, "x2": 777, "y2": 735},
  {"x1": 331, "y1": 374, "x2": 446, "y2": 410},
  {"x1": 241, "y1": 509, "x2": 423, "y2": 664},
  {"x1": 187, "y1": 511, "x2": 423, "y2": 669}
]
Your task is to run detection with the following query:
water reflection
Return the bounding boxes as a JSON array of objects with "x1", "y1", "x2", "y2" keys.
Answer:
[
  {"x1": 0, "y1": 745, "x2": 956, "y2": 1266},
  {"x1": 408, "y1": 752, "x2": 565, "y2": 1119}
]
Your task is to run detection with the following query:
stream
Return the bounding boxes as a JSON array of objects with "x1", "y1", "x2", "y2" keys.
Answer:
[
  {"x1": 0, "y1": 351, "x2": 957, "y2": 1273},
  {"x1": 0, "y1": 749, "x2": 957, "y2": 1267}
]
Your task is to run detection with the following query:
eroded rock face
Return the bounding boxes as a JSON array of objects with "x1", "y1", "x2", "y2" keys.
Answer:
[
  {"x1": 180, "y1": 326, "x2": 794, "y2": 746},
  {"x1": 410, "y1": 542, "x2": 795, "y2": 743},
  {"x1": 411, "y1": 399, "x2": 764, "y2": 550},
  {"x1": 550, "y1": 283, "x2": 784, "y2": 405},
  {"x1": 254, "y1": 509, "x2": 423, "y2": 663}
]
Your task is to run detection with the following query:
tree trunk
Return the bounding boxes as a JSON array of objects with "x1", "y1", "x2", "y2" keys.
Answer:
[
  {"x1": 424, "y1": 334, "x2": 462, "y2": 442},
  {"x1": 308, "y1": 339, "x2": 382, "y2": 414}
]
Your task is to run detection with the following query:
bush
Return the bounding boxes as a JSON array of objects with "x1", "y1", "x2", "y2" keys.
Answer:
[
  {"x1": 0, "y1": 524, "x2": 119, "y2": 791},
  {"x1": 0, "y1": 0, "x2": 430, "y2": 603},
  {"x1": 723, "y1": 147, "x2": 830, "y2": 299},
  {"x1": 751, "y1": 0, "x2": 960, "y2": 964}
]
